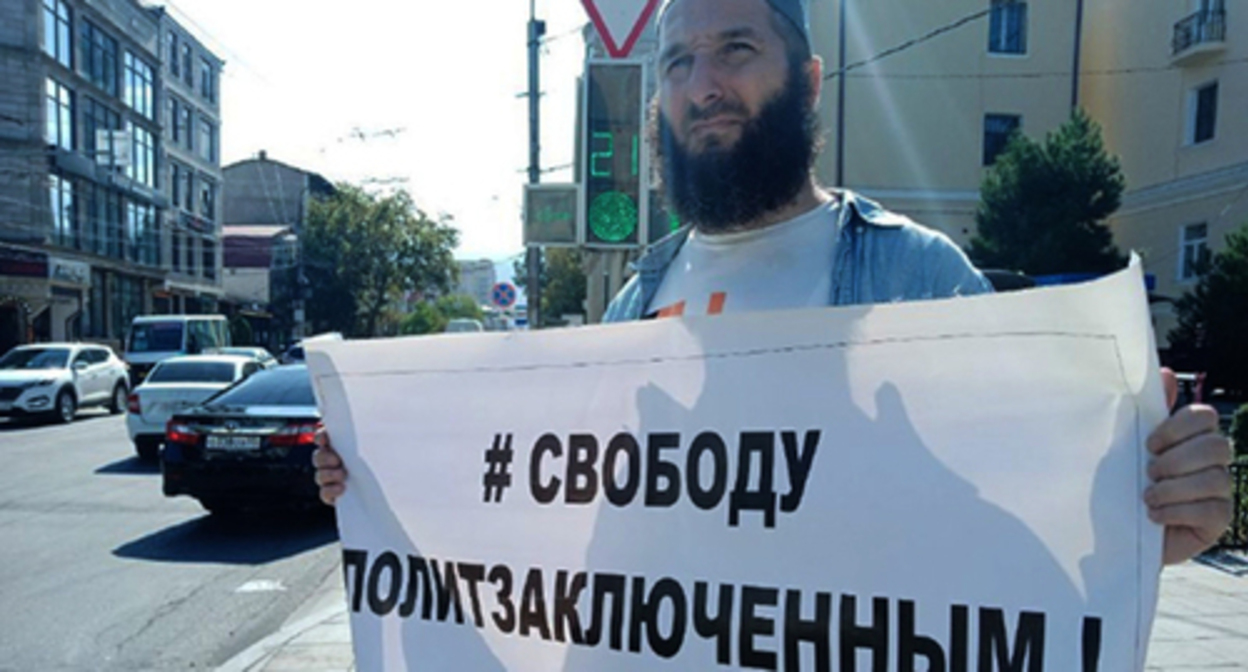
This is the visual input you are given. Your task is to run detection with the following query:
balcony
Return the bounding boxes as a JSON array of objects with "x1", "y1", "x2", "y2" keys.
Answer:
[{"x1": 1172, "y1": 9, "x2": 1227, "y2": 65}]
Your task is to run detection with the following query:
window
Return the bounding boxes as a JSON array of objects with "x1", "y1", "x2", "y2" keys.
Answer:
[
  {"x1": 125, "y1": 122, "x2": 155, "y2": 188},
  {"x1": 203, "y1": 239, "x2": 216, "y2": 279},
  {"x1": 181, "y1": 43, "x2": 193, "y2": 87},
  {"x1": 123, "y1": 51, "x2": 154, "y2": 119},
  {"x1": 198, "y1": 117, "x2": 216, "y2": 162},
  {"x1": 199, "y1": 58, "x2": 215, "y2": 103},
  {"x1": 167, "y1": 32, "x2": 179, "y2": 77},
  {"x1": 49, "y1": 174, "x2": 75, "y2": 247},
  {"x1": 149, "y1": 361, "x2": 237, "y2": 383},
  {"x1": 989, "y1": 0, "x2": 1028, "y2": 55},
  {"x1": 181, "y1": 167, "x2": 194, "y2": 211},
  {"x1": 170, "y1": 162, "x2": 181, "y2": 206},
  {"x1": 82, "y1": 97, "x2": 120, "y2": 158},
  {"x1": 180, "y1": 104, "x2": 194, "y2": 151},
  {"x1": 43, "y1": 0, "x2": 72, "y2": 68},
  {"x1": 124, "y1": 202, "x2": 157, "y2": 266},
  {"x1": 185, "y1": 234, "x2": 195, "y2": 272},
  {"x1": 1188, "y1": 81, "x2": 1218, "y2": 145},
  {"x1": 110, "y1": 275, "x2": 143, "y2": 338},
  {"x1": 98, "y1": 188, "x2": 123, "y2": 259},
  {"x1": 44, "y1": 78, "x2": 74, "y2": 150},
  {"x1": 199, "y1": 177, "x2": 216, "y2": 220},
  {"x1": 79, "y1": 21, "x2": 118, "y2": 97},
  {"x1": 172, "y1": 232, "x2": 182, "y2": 271},
  {"x1": 1179, "y1": 223, "x2": 1211, "y2": 281},
  {"x1": 983, "y1": 114, "x2": 1021, "y2": 166},
  {"x1": 207, "y1": 366, "x2": 316, "y2": 407},
  {"x1": 124, "y1": 201, "x2": 140, "y2": 262}
]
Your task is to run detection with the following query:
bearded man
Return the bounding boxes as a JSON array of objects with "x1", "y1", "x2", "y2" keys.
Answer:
[{"x1": 316, "y1": 0, "x2": 1233, "y2": 566}]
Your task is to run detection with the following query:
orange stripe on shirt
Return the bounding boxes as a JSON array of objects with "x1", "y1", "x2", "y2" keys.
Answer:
[
  {"x1": 707, "y1": 292, "x2": 727, "y2": 315},
  {"x1": 656, "y1": 301, "x2": 686, "y2": 318}
]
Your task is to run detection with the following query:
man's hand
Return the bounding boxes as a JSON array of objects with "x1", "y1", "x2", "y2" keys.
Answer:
[
  {"x1": 313, "y1": 429, "x2": 347, "y2": 506},
  {"x1": 1146, "y1": 369, "x2": 1234, "y2": 565}
]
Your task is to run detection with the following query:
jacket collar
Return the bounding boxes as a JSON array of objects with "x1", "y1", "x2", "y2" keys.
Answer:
[{"x1": 632, "y1": 188, "x2": 905, "y2": 273}]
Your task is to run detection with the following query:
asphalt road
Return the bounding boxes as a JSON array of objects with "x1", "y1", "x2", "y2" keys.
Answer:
[{"x1": 0, "y1": 410, "x2": 341, "y2": 671}]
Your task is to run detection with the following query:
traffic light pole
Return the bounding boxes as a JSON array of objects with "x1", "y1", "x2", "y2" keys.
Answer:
[{"x1": 526, "y1": 2, "x2": 544, "y2": 330}]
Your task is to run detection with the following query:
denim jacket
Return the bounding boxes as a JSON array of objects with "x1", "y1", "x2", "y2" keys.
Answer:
[{"x1": 603, "y1": 190, "x2": 993, "y2": 323}]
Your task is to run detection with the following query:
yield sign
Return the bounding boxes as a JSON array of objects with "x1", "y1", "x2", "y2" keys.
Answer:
[{"x1": 580, "y1": 0, "x2": 661, "y2": 58}]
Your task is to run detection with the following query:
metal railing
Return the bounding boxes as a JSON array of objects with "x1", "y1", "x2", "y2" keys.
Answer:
[
  {"x1": 1217, "y1": 459, "x2": 1247, "y2": 551},
  {"x1": 1173, "y1": 8, "x2": 1227, "y2": 56}
]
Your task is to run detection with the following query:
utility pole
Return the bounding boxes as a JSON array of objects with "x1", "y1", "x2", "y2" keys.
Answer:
[
  {"x1": 1071, "y1": 0, "x2": 1086, "y2": 111},
  {"x1": 526, "y1": 1, "x2": 545, "y2": 330},
  {"x1": 835, "y1": 0, "x2": 847, "y2": 187}
]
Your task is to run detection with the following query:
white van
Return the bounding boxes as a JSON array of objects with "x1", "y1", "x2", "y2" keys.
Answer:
[{"x1": 124, "y1": 315, "x2": 231, "y2": 385}]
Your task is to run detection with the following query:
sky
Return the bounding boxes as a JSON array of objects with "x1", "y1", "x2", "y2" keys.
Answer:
[{"x1": 164, "y1": 0, "x2": 597, "y2": 266}]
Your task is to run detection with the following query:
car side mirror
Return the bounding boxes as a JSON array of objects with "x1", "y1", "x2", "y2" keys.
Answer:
[{"x1": 74, "y1": 361, "x2": 89, "y2": 371}]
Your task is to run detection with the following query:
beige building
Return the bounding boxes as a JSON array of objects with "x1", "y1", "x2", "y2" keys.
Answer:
[{"x1": 807, "y1": 0, "x2": 1244, "y2": 342}]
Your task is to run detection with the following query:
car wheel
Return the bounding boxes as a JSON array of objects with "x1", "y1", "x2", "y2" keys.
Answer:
[
  {"x1": 108, "y1": 382, "x2": 127, "y2": 415},
  {"x1": 54, "y1": 389, "x2": 76, "y2": 424},
  {"x1": 135, "y1": 437, "x2": 161, "y2": 462}
]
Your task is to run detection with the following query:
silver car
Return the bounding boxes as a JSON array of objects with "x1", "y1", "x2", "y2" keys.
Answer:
[{"x1": 0, "y1": 343, "x2": 129, "y2": 423}]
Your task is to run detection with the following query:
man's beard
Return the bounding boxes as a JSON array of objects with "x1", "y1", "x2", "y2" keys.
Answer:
[{"x1": 656, "y1": 61, "x2": 819, "y2": 233}]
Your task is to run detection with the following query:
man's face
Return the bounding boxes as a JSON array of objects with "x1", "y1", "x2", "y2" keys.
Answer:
[
  {"x1": 657, "y1": 0, "x2": 792, "y2": 154},
  {"x1": 655, "y1": 0, "x2": 820, "y2": 231}
]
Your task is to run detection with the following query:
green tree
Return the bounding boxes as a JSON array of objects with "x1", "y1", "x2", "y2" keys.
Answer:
[
  {"x1": 435, "y1": 294, "x2": 484, "y2": 322},
  {"x1": 229, "y1": 315, "x2": 253, "y2": 346},
  {"x1": 302, "y1": 185, "x2": 460, "y2": 337},
  {"x1": 399, "y1": 302, "x2": 447, "y2": 336},
  {"x1": 514, "y1": 248, "x2": 587, "y2": 327},
  {"x1": 968, "y1": 110, "x2": 1127, "y2": 275},
  {"x1": 1169, "y1": 224, "x2": 1248, "y2": 395}
]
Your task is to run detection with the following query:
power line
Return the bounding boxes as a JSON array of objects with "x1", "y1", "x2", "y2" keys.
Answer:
[
  {"x1": 843, "y1": 55, "x2": 1248, "y2": 81},
  {"x1": 825, "y1": 8, "x2": 993, "y2": 81},
  {"x1": 160, "y1": 0, "x2": 271, "y2": 86}
]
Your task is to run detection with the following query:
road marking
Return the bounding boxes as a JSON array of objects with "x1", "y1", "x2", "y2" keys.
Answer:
[{"x1": 235, "y1": 580, "x2": 287, "y2": 593}]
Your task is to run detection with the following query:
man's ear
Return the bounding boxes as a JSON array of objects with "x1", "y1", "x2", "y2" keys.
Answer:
[{"x1": 806, "y1": 55, "x2": 824, "y2": 108}]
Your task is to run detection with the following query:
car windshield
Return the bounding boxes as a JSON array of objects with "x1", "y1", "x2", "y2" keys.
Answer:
[
  {"x1": 204, "y1": 366, "x2": 316, "y2": 407},
  {"x1": 128, "y1": 322, "x2": 184, "y2": 353},
  {"x1": 0, "y1": 348, "x2": 70, "y2": 370},
  {"x1": 147, "y1": 361, "x2": 237, "y2": 383}
]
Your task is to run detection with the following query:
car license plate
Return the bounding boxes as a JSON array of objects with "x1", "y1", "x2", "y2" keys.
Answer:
[{"x1": 206, "y1": 435, "x2": 261, "y2": 451}]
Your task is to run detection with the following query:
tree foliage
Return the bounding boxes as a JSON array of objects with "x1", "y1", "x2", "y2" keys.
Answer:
[
  {"x1": 302, "y1": 185, "x2": 459, "y2": 338},
  {"x1": 1169, "y1": 224, "x2": 1248, "y2": 395},
  {"x1": 229, "y1": 315, "x2": 253, "y2": 346},
  {"x1": 398, "y1": 294, "x2": 484, "y2": 336},
  {"x1": 968, "y1": 110, "x2": 1127, "y2": 275},
  {"x1": 513, "y1": 248, "x2": 587, "y2": 327}
]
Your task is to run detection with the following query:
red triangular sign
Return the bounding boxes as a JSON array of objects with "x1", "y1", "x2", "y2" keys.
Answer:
[{"x1": 581, "y1": 0, "x2": 661, "y2": 58}]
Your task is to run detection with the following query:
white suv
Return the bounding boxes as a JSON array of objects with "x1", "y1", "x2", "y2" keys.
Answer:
[{"x1": 0, "y1": 344, "x2": 129, "y2": 423}]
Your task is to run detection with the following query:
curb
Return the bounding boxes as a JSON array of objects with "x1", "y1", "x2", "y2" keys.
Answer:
[{"x1": 215, "y1": 565, "x2": 350, "y2": 672}]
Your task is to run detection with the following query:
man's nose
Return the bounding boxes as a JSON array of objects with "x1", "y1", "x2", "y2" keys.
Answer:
[{"x1": 685, "y1": 57, "x2": 725, "y2": 108}]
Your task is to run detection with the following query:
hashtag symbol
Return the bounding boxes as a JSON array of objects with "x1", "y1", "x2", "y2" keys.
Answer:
[{"x1": 482, "y1": 434, "x2": 514, "y2": 503}]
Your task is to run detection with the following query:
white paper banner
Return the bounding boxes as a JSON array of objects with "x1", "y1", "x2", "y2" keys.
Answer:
[{"x1": 307, "y1": 258, "x2": 1166, "y2": 672}]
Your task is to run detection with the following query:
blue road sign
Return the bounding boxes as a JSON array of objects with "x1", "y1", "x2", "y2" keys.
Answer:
[{"x1": 491, "y1": 282, "x2": 518, "y2": 310}]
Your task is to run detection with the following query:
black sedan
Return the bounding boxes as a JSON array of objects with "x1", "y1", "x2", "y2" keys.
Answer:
[{"x1": 162, "y1": 364, "x2": 325, "y2": 515}]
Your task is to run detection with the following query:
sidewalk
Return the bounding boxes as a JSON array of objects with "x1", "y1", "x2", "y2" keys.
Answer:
[{"x1": 216, "y1": 552, "x2": 1248, "y2": 671}]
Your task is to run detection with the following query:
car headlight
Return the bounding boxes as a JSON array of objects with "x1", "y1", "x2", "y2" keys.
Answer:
[{"x1": 20, "y1": 379, "x2": 56, "y2": 389}]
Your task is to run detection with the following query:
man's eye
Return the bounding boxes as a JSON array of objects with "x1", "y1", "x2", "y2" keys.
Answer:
[
  {"x1": 724, "y1": 42, "x2": 755, "y2": 55},
  {"x1": 665, "y1": 55, "x2": 692, "y2": 74}
]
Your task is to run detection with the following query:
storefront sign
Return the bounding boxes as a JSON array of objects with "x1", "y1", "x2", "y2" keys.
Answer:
[
  {"x1": 0, "y1": 247, "x2": 49, "y2": 279},
  {"x1": 49, "y1": 257, "x2": 91, "y2": 288}
]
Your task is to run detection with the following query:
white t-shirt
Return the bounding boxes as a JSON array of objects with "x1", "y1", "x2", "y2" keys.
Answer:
[{"x1": 648, "y1": 200, "x2": 843, "y2": 318}]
